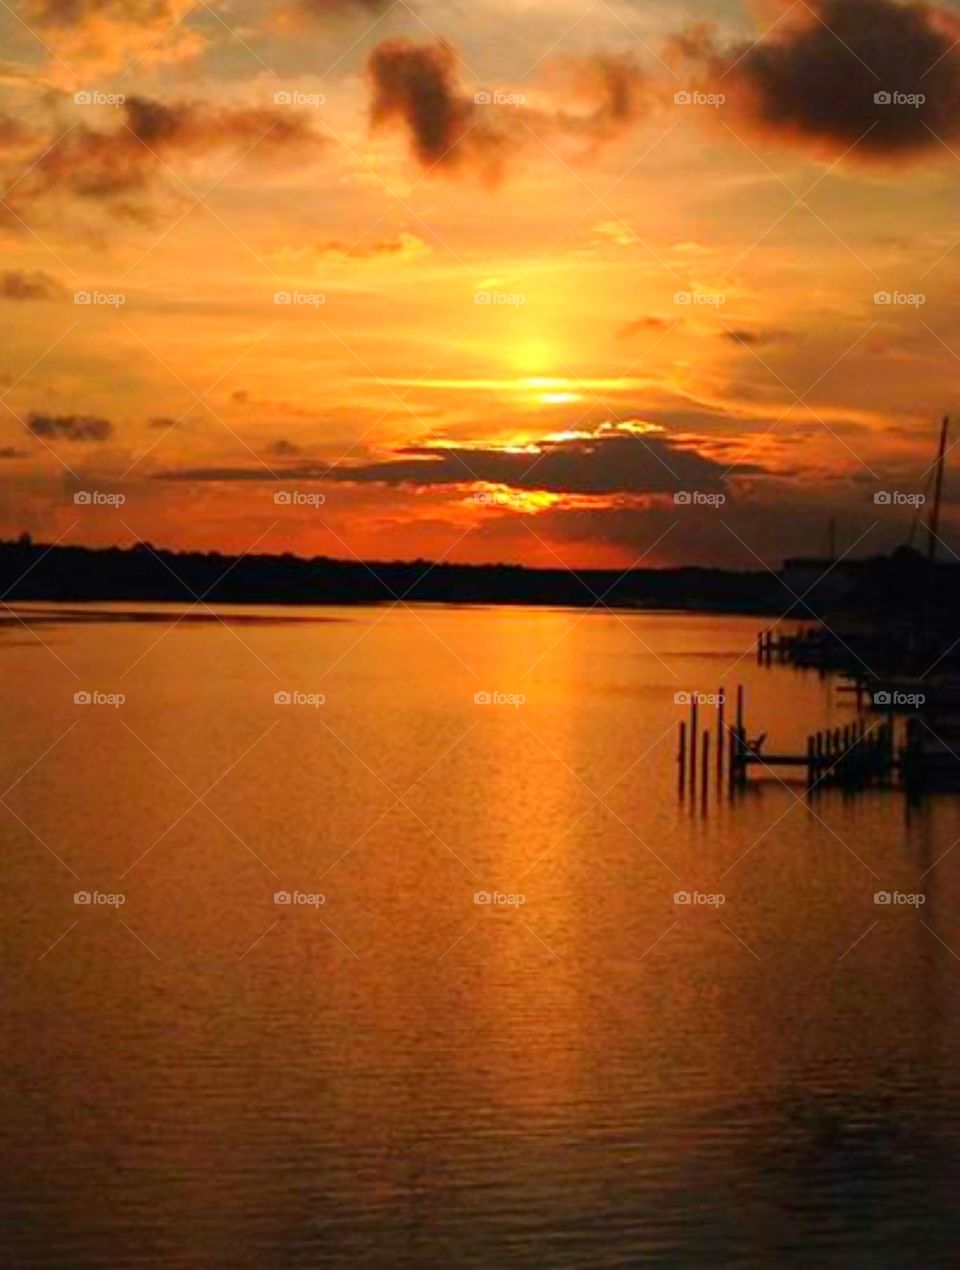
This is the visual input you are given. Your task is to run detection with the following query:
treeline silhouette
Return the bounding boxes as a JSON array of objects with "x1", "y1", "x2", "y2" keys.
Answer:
[{"x1": 0, "y1": 537, "x2": 779, "y2": 610}]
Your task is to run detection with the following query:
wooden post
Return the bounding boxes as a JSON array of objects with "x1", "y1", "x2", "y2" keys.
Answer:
[
  {"x1": 678, "y1": 721, "x2": 687, "y2": 797},
  {"x1": 716, "y1": 687, "x2": 725, "y2": 785},
  {"x1": 736, "y1": 684, "x2": 744, "y2": 737},
  {"x1": 807, "y1": 734, "x2": 815, "y2": 785},
  {"x1": 690, "y1": 699, "x2": 698, "y2": 793},
  {"x1": 701, "y1": 730, "x2": 710, "y2": 807}
]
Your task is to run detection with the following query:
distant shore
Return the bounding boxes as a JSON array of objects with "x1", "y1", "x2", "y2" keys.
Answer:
[{"x1": 0, "y1": 537, "x2": 783, "y2": 614}]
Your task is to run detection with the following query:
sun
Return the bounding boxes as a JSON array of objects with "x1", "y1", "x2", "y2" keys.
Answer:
[{"x1": 508, "y1": 339, "x2": 584, "y2": 404}]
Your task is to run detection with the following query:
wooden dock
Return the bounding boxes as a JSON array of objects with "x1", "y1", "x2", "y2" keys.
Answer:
[{"x1": 677, "y1": 684, "x2": 901, "y2": 799}]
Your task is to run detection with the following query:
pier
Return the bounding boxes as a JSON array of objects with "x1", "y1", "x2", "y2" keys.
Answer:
[{"x1": 677, "y1": 685, "x2": 904, "y2": 802}]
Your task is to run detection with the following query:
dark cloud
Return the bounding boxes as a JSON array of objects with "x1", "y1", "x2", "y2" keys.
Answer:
[
  {"x1": 29, "y1": 412, "x2": 112, "y2": 441},
  {"x1": 367, "y1": 39, "x2": 651, "y2": 176},
  {"x1": 722, "y1": 328, "x2": 793, "y2": 347},
  {"x1": 674, "y1": 0, "x2": 960, "y2": 160},
  {"x1": 148, "y1": 416, "x2": 179, "y2": 430},
  {"x1": 368, "y1": 39, "x2": 507, "y2": 176},
  {"x1": 18, "y1": 95, "x2": 323, "y2": 211},
  {"x1": 154, "y1": 423, "x2": 766, "y2": 496},
  {"x1": 0, "y1": 445, "x2": 27, "y2": 458},
  {"x1": 265, "y1": 438, "x2": 301, "y2": 456},
  {"x1": 0, "y1": 269, "x2": 63, "y2": 299}
]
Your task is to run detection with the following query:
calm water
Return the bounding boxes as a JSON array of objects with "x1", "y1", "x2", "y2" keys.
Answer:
[{"x1": 1, "y1": 604, "x2": 959, "y2": 1268}]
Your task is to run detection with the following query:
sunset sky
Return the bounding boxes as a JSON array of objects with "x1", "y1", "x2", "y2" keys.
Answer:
[{"x1": 2, "y1": 0, "x2": 960, "y2": 568}]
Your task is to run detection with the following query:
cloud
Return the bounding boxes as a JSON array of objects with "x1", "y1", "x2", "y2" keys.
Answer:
[
  {"x1": 265, "y1": 438, "x2": 302, "y2": 456},
  {"x1": 672, "y1": 0, "x2": 960, "y2": 160},
  {"x1": 29, "y1": 412, "x2": 113, "y2": 441},
  {"x1": 617, "y1": 316, "x2": 672, "y2": 339},
  {"x1": 0, "y1": 269, "x2": 64, "y2": 299},
  {"x1": 20, "y1": 0, "x2": 203, "y2": 76},
  {"x1": 722, "y1": 328, "x2": 793, "y2": 347},
  {"x1": 154, "y1": 421, "x2": 766, "y2": 496},
  {"x1": 368, "y1": 39, "x2": 507, "y2": 176},
  {"x1": 295, "y1": 0, "x2": 389, "y2": 17},
  {"x1": 367, "y1": 40, "x2": 652, "y2": 177},
  {"x1": 536, "y1": 54, "x2": 651, "y2": 149},
  {"x1": 0, "y1": 445, "x2": 27, "y2": 458},
  {"x1": 17, "y1": 95, "x2": 324, "y2": 212},
  {"x1": 313, "y1": 231, "x2": 429, "y2": 261}
]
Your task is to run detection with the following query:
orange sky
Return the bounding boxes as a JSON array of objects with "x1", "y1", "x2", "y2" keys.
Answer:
[{"x1": 1, "y1": 0, "x2": 959, "y2": 568}]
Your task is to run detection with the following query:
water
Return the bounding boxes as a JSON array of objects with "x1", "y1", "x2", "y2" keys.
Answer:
[{"x1": 1, "y1": 604, "x2": 959, "y2": 1267}]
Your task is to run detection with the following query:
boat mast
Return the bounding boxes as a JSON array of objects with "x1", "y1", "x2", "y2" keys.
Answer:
[{"x1": 926, "y1": 415, "x2": 949, "y2": 566}]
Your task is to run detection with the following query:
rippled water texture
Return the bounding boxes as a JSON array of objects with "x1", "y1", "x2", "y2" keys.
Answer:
[{"x1": 2, "y1": 605, "x2": 958, "y2": 1267}]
